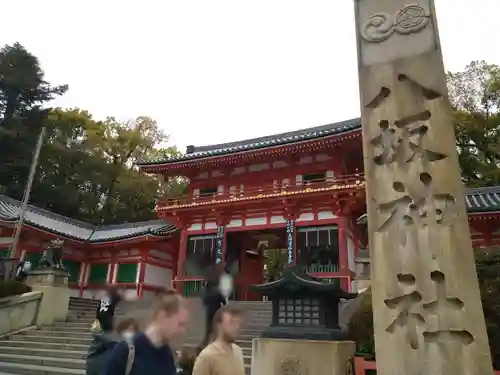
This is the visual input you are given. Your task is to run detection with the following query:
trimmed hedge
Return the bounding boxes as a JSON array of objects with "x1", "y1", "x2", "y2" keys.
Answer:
[{"x1": 0, "y1": 281, "x2": 31, "y2": 299}]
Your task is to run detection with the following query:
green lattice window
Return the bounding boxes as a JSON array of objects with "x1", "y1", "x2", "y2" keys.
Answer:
[
  {"x1": 0, "y1": 250, "x2": 8, "y2": 259},
  {"x1": 116, "y1": 263, "x2": 137, "y2": 283},
  {"x1": 88, "y1": 264, "x2": 108, "y2": 284},
  {"x1": 63, "y1": 260, "x2": 81, "y2": 283}
]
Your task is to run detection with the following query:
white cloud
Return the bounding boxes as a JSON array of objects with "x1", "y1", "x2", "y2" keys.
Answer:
[{"x1": 0, "y1": 0, "x2": 496, "y2": 151}]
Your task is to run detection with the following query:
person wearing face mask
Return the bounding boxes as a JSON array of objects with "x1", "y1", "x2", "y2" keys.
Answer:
[
  {"x1": 116, "y1": 318, "x2": 139, "y2": 344},
  {"x1": 85, "y1": 317, "x2": 139, "y2": 375},
  {"x1": 102, "y1": 289, "x2": 189, "y2": 375}
]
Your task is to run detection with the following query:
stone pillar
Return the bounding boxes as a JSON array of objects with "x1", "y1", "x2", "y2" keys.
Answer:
[
  {"x1": 26, "y1": 268, "x2": 70, "y2": 326},
  {"x1": 251, "y1": 338, "x2": 355, "y2": 375},
  {"x1": 354, "y1": 1, "x2": 493, "y2": 375}
]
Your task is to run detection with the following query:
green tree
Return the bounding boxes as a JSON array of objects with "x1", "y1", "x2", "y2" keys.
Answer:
[
  {"x1": 31, "y1": 109, "x2": 185, "y2": 225},
  {"x1": 0, "y1": 42, "x2": 67, "y2": 199},
  {"x1": 447, "y1": 61, "x2": 500, "y2": 187},
  {"x1": 0, "y1": 42, "x2": 67, "y2": 126}
]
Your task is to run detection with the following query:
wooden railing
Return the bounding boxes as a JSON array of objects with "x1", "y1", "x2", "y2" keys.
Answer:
[
  {"x1": 171, "y1": 272, "x2": 347, "y2": 298},
  {"x1": 158, "y1": 173, "x2": 365, "y2": 209}
]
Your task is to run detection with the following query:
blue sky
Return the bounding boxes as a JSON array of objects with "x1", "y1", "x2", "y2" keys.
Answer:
[{"x1": 0, "y1": 0, "x2": 497, "y2": 151}]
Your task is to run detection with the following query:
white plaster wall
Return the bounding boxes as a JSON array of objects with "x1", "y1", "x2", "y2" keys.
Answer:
[
  {"x1": 144, "y1": 264, "x2": 172, "y2": 288},
  {"x1": 212, "y1": 170, "x2": 223, "y2": 177},
  {"x1": 228, "y1": 219, "x2": 243, "y2": 228},
  {"x1": 270, "y1": 215, "x2": 286, "y2": 224},
  {"x1": 273, "y1": 160, "x2": 288, "y2": 169},
  {"x1": 298, "y1": 156, "x2": 313, "y2": 164},
  {"x1": 315, "y1": 153, "x2": 331, "y2": 161},
  {"x1": 217, "y1": 185, "x2": 224, "y2": 195},
  {"x1": 347, "y1": 236, "x2": 355, "y2": 272},
  {"x1": 318, "y1": 211, "x2": 337, "y2": 220},
  {"x1": 297, "y1": 213, "x2": 314, "y2": 222},
  {"x1": 249, "y1": 163, "x2": 269, "y2": 172},
  {"x1": 149, "y1": 249, "x2": 172, "y2": 261},
  {"x1": 0, "y1": 237, "x2": 12, "y2": 245},
  {"x1": 326, "y1": 170, "x2": 335, "y2": 179},
  {"x1": 245, "y1": 217, "x2": 267, "y2": 226},
  {"x1": 232, "y1": 167, "x2": 245, "y2": 175},
  {"x1": 296, "y1": 175, "x2": 303, "y2": 186},
  {"x1": 197, "y1": 172, "x2": 209, "y2": 179},
  {"x1": 205, "y1": 222, "x2": 217, "y2": 230},
  {"x1": 188, "y1": 223, "x2": 203, "y2": 231}
]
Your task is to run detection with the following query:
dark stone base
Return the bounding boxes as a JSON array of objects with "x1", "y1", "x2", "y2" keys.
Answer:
[{"x1": 260, "y1": 325, "x2": 349, "y2": 341}]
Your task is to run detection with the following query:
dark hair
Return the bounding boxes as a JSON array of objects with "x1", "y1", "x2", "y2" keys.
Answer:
[
  {"x1": 115, "y1": 317, "x2": 138, "y2": 334},
  {"x1": 212, "y1": 305, "x2": 242, "y2": 333}
]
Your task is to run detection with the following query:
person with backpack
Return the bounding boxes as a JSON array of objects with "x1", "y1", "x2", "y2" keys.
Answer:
[
  {"x1": 101, "y1": 289, "x2": 189, "y2": 375},
  {"x1": 86, "y1": 317, "x2": 139, "y2": 375}
]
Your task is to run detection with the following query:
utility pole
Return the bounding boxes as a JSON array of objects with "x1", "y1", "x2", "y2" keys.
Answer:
[{"x1": 5, "y1": 127, "x2": 46, "y2": 279}]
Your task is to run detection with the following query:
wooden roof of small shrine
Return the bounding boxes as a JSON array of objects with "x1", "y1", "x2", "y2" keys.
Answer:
[
  {"x1": 138, "y1": 118, "x2": 362, "y2": 169},
  {"x1": 0, "y1": 194, "x2": 177, "y2": 243}
]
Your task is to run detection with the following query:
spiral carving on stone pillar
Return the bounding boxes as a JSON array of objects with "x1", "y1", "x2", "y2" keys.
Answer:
[{"x1": 360, "y1": 4, "x2": 430, "y2": 43}]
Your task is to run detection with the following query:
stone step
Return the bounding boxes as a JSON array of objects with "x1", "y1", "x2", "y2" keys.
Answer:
[
  {"x1": 0, "y1": 354, "x2": 85, "y2": 370},
  {"x1": 0, "y1": 362, "x2": 84, "y2": 375},
  {"x1": 0, "y1": 346, "x2": 85, "y2": 360},
  {"x1": 2, "y1": 341, "x2": 88, "y2": 351},
  {"x1": 7, "y1": 335, "x2": 92, "y2": 345},
  {"x1": 34, "y1": 328, "x2": 265, "y2": 340},
  {"x1": 63, "y1": 318, "x2": 270, "y2": 330}
]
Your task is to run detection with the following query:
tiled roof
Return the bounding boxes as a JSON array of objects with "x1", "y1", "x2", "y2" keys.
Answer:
[
  {"x1": 138, "y1": 118, "x2": 362, "y2": 165},
  {"x1": 0, "y1": 195, "x2": 177, "y2": 243},
  {"x1": 465, "y1": 186, "x2": 500, "y2": 213},
  {"x1": 357, "y1": 185, "x2": 500, "y2": 224}
]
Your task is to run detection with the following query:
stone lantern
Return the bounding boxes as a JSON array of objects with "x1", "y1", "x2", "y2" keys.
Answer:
[
  {"x1": 251, "y1": 266, "x2": 357, "y2": 341},
  {"x1": 249, "y1": 267, "x2": 358, "y2": 375}
]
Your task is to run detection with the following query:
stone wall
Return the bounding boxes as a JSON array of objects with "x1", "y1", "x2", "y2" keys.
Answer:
[{"x1": 0, "y1": 291, "x2": 42, "y2": 336}]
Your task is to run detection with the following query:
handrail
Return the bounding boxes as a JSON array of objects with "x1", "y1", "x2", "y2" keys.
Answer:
[{"x1": 158, "y1": 173, "x2": 365, "y2": 209}]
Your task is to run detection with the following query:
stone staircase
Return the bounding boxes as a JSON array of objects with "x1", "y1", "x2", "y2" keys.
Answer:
[{"x1": 0, "y1": 296, "x2": 271, "y2": 374}]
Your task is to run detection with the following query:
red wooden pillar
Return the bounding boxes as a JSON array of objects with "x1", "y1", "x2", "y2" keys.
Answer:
[
  {"x1": 175, "y1": 225, "x2": 188, "y2": 293},
  {"x1": 138, "y1": 247, "x2": 147, "y2": 298},
  {"x1": 338, "y1": 217, "x2": 349, "y2": 274},
  {"x1": 109, "y1": 251, "x2": 117, "y2": 284}
]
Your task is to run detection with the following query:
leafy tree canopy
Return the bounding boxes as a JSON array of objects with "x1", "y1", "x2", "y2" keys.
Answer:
[
  {"x1": 0, "y1": 42, "x2": 186, "y2": 225},
  {"x1": 447, "y1": 60, "x2": 500, "y2": 186}
]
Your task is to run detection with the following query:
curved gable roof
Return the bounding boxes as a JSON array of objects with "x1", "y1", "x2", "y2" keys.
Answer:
[
  {"x1": 0, "y1": 195, "x2": 177, "y2": 243},
  {"x1": 138, "y1": 118, "x2": 362, "y2": 166}
]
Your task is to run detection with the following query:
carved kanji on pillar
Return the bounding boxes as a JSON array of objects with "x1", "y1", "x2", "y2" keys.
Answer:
[
  {"x1": 384, "y1": 274, "x2": 425, "y2": 349},
  {"x1": 355, "y1": 0, "x2": 492, "y2": 374}
]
